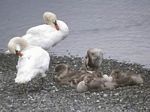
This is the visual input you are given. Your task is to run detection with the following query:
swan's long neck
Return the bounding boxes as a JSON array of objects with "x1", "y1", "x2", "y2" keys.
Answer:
[{"x1": 47, "y1": 22, "x2": 55, "y2": 28}]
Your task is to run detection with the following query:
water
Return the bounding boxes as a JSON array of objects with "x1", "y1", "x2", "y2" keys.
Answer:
[{"x1": 0, "y1": 0, "x2": 150, "y2": 68}]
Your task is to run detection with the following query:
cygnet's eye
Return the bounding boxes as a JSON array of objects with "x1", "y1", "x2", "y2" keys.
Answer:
[
  {"x1": 91, "y1": 52, "x2": 97, "y2": 58},
  {"x1": 91, "y1": 52, "x2": 95, "y2": 56}
]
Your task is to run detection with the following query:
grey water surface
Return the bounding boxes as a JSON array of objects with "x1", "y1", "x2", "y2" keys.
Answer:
[{"x1": 0, "y1": 0, "x2": 150, "y2": 68}]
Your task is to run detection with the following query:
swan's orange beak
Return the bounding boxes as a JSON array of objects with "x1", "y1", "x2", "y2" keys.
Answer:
[
  {"x1": 15, "y1": 50, "x2": 23, "y2": 57},
  {"x1": 54, "y1": 21, "x2": 60, "y2": 31}
]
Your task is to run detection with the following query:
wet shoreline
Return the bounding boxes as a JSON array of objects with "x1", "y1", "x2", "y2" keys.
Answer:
[{"x1": 0, "y1": 53, "x2": 150, "y2": 111}]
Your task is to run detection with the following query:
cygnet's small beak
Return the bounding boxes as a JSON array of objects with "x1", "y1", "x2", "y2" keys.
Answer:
[
  {"x1": 54, "y1": 20, "x2": 60, "y2": 31},
  {"x1": 15, "y1": 50, "x2": 23, "y2": 57}
]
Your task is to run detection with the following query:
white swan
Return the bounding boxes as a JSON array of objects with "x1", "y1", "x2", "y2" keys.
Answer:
[
  {"x1": 8, "y1": 37, "x2": 50, "y2": 83},
  {"x1": 22, "y1": 11, "x2": 69, "y2": 50}
]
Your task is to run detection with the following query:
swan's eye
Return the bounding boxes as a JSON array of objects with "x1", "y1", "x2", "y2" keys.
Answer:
[
  {"x1": 15, "y1": 50, "x2": 23, "y2": 57},
  {"x1": 15, "y1": 50, "x2": 19, "y2": 53}
]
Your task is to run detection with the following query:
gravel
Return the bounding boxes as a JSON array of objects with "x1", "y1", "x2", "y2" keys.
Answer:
[{"x1": 0, "y1": 53, "x2": 150, "y2": 112}]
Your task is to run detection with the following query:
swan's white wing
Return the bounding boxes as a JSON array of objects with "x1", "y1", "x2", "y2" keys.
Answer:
[
  {"x1": 16, "y1": 46, "x2": 50, "y2": 83},
  {"x1": 40, "y1": 20, "x2": 69, "y2": 48},
  {"x1": 26, "y1": 24, "x2": 56, "y2": 35},
  {"x1": 22, "y1": 20, "x2": 69, "y2": 50}
]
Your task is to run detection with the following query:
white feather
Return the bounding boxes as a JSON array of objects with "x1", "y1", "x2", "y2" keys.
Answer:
[
  {"x1": 8, "y1": 37, "x2": 50, "y2": 84},
  {"x1": 22, "y1": 20, "x2": 69, "y2": 50},
  {"x1": 15, "y1": 46, "x2": 50, "y2": 83}
]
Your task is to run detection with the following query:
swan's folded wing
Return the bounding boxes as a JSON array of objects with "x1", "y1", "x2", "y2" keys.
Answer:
[{"x1": 17, "y1": 47, "x2": 50, "y2": 71}]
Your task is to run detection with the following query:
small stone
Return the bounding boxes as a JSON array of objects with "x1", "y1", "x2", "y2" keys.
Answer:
[
  {"x1": 96, "y1": 100, "x2": 100, "y2": 103},
  {"x1": 55, "y1": 88, "x2": 58, "y2": 92},
  {"x1": 98, "y1": 105, "x2": 102, "y2": 109},
  {"x1": 74, "y1": 99, "x2": 77, "y2": 102},
  {"x1": 103, "y1": 94, "x2": 108, "y2": 97},
  {"x1": 87, "y1": 97, "x2": 90, "y2": 100},
  {"x1": 92, "y1": 92, "x2": 96, "y2": 95},
  {"x1": 74, "y1": 64, "x2": 77, "y2": 67},
  {"x1": 96, "y1": 93, "x2": 100, "y2": 96},
  {"x1": 114, "y1": 93, "x2": 119, "y2": 96},
  {"x1": 120, "y1": 98, "x2": 123, "y2": 102},
  {"x1": 70, "y1": 107, "x2": 75, "y2": 111}
]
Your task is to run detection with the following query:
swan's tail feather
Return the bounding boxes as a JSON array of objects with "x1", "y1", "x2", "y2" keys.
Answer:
[{"x1": 15, "y1": 70, "x2": 39, "y2": 83}]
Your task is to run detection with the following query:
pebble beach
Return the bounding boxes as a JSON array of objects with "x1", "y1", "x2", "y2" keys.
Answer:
[{"x1": 0, "y1": 53, "x2": 149, "y2": 112}]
